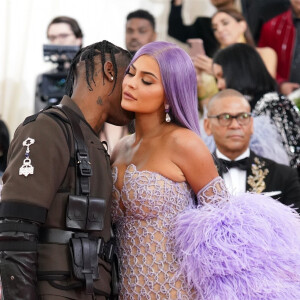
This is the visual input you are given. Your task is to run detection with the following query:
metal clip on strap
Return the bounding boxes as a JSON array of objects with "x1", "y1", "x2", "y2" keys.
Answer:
[{"x1": 76, "y1": 151, "x2": 92, "y2": 177}]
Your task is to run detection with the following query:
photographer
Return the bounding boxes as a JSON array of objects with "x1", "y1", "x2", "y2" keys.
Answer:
[
  {"x1": 47, "y1": 16, "x2": 83, "y2": 47},
  {"x1": 34, "y1": 16, "x2": 83, "y2": 113}
]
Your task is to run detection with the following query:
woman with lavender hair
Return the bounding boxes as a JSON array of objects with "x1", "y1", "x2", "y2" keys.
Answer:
[{"x1": 111, "y1": 41, "x2": 300, "y2": 299}]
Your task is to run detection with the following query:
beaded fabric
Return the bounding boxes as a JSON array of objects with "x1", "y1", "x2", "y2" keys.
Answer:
[
  {"x1": 252, "y1": 92, "x2": 300, "y2": 168},
  {"x1": 196, "y1": 176, "x2": 229, "y2": 206},
  {"x1": 112, "y1": 164, "x2": 197, "y2": 300}
]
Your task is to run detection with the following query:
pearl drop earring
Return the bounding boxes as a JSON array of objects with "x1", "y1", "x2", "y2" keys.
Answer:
[{"x1": 165, "y1": 104, "x2": 171, "y2": 123}]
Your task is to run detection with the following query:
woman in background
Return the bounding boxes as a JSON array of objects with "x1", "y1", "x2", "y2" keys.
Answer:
[{"x1": 193, "y1": 8, "x2": 277, "y2": 78}]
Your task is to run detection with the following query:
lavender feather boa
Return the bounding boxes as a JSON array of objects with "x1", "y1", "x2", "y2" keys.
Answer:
[{"x1": 173, "y1": 177, "x2": 300, "y2": 299}]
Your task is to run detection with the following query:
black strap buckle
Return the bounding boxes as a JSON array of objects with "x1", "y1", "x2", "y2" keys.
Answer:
[
  {"x1": 98, "y1": 238, "x2": 114, "y2": 263},
  {"x1": 76, "y1": 151, "x2": 92, "y2": 177}
]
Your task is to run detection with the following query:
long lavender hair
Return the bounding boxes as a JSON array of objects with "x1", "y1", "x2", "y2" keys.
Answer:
[{"x1": 131, "y1": 41, "x2": 201, "y2": 136}]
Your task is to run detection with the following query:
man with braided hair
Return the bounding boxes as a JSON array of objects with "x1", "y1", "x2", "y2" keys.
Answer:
[{"x1": 0, "y1": 40, "x2": 133, "y2": 300}]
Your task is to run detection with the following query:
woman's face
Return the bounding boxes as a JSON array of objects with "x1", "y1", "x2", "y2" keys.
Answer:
[
  {"x1": 121, "y1": 55, "x2": 166, "y2": 115},
  {"x1": 212, "y1": 12, "x2": 246, "y2": 47},
  {"x1": 212, "y1": 63, "x2": 226, "y2": 90}
]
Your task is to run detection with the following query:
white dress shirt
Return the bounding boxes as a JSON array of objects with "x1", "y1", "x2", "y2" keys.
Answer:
[{"x1": 216, "y1": 148, "x2": 250, "y2": 195}]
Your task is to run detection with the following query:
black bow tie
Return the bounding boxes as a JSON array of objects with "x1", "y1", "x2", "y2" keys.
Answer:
[{"x1": 218, "y1": 157, "x2": 249, "y2": 173}]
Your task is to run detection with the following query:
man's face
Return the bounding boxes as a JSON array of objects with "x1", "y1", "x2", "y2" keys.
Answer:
[
  {"x1": 204, "y1": 96, "x2": 253, "y2": 159},
  {"x1": 210, "y1": 0, "x2": 234, "y2": 9},
  {"x1": 47, "y1": 23, "x2": 82, "y2": 46},
  {"x1": 125, "y1": 18, "x2": 156, "y2": 54},
  {"x1": 291, "y1": 0, "x2": 300, "y2": 16},
  {"x1": 105, "y1": 55, "x2": 135, "y2": 126}
]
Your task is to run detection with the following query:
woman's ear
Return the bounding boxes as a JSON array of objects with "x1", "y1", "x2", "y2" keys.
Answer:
[
  {"x1": 239, "y1": 20, "x2": 247, "y2": 34},
  {"x1": 103, "y1": 61, "x2": 114, "y2": 82}
]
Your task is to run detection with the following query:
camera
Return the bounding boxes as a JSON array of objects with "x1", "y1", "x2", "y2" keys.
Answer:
[{"x1": 35, "y1": 45, "x2": 80, "y2": 112}]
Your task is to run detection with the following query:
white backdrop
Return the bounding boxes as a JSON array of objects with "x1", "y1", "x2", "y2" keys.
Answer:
[{"x1": 0, "y1": 0, "x2": 215, "y2": 136}]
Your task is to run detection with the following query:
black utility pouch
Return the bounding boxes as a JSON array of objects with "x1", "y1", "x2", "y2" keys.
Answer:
[
  {"x1": 69, "y1": 235, "x2": 100, "y2": 293},
  {"x1": 66, "y1": 195, "x2": 88, "y2": 230},
  {"x1": 86, "y1": 197, "x2": 106, "y2": 231},
  {"x1": 66, "y1": 196, "x2": 107, "y2": 231}
]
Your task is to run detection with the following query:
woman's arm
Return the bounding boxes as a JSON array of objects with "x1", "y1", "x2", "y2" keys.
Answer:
[{"x1": 256, "y1": 47, "x2": 278, "y2": 78}]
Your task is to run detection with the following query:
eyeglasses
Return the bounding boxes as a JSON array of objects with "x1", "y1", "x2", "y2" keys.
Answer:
[
  {"x1": 207, "y1": 112, "x2": 252, "y2": 126},
  {"x1": 48, "y1": 33, "x2": 74, "y2": 42}
]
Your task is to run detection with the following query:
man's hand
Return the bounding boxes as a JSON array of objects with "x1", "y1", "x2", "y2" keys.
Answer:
[
  {"x1": 280, "y1": 82, "x2": 300, "y2": 95},
  {"x1": 174, "y1": 0, "x2": 183, "y2": 6}
]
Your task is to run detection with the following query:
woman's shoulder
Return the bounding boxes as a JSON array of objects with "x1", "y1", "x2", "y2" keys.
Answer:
[
  {"x1": 165, "y1": 126, "x2": 218, "y2": 193},
  {"x1": 255, "y1": 47, "x2": 277, "y2": 78},
  {"x1": 166, "y1": 126, "x2": 210, "y2": 158},
  {"x1": 167, "y1": 126, "x2": 200, "y2": 145}
]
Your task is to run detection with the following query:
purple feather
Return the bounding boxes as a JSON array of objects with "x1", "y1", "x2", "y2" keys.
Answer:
[{"x1": 173, "y1": 193, "x2": 300, "y2": 299}]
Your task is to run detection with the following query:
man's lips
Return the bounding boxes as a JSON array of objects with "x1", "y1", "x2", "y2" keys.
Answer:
[
  {"x1": 227, "y1": 134, "x2": 244, "y2": 139},
  {"x1": 123, "y1": 91, "x2": 137, "y2": 101},
  {"x1": 128, "y1": 40, "x2": 140, "y2": 45}
]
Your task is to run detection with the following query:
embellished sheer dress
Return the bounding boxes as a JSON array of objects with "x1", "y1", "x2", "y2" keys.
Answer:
[{"x1": 111, "y1": 164, "x2": 197, "y2": 299}]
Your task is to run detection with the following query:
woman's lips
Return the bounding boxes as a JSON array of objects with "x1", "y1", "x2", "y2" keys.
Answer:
[{"x1": 123, "y1": 91, "x2": 137, "y2": 101}]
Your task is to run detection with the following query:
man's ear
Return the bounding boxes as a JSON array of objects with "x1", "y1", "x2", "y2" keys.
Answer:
[
  {"x1": 103, "y1": 61, "x2": 114, "y2": 82},
  {"x1": 151, "y1": 32, "x2": 157, "y2": 42},
  {"x1": 75, "y1": 38, "x2": 83, "y2": 47},
  {"x1": 249, "y1": 117, "x2": 254, "y2": 135},
  {"x1": 204, "y1": 118, "x2": 212, "y2": 136}
]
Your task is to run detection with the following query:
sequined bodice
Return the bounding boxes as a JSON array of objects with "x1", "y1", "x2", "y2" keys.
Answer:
[{"x1": 112, "y1": 164, "x2": 197, "y2": 299}]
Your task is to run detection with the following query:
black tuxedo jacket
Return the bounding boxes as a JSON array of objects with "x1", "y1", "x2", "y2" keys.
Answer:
[{"x1": 214, "y1": 151, "x2": 300, "y2": 211}]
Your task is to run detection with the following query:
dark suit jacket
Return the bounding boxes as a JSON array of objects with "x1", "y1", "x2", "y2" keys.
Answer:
[{"x1": 214, "y1": 151, "x2": 300, "y2": 211}]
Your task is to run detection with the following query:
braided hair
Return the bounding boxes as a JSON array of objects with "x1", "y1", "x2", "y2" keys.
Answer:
[{"x1": 65, "y1": 40, "x2": 131, "y2": 97}]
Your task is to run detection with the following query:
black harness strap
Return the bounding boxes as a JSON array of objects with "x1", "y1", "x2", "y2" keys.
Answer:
[
  {"x1": 58, "y1": 105, "x2": 92, "y2": 196},
  {"x1": 0, "y1": 202, "x2": 47, "y2": 224},
  {"x1": 0, "y1": 222, "x2": 39, "y2": 235},
  {"x1": 82, "y1": 237, "x2": 94, "y2": 294},
  {"x1": 0, "y1": 241, "x2": 37, "y2": 251}
]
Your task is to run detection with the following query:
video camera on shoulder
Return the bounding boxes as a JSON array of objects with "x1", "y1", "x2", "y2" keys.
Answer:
[{"x1": 37, "y1": 45, "x2": 80, "y2": 107}]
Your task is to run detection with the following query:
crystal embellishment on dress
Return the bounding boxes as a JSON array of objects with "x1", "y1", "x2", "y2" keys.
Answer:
[{"x1": 19, "y1": 137, "x2": 35, "y2": 177}]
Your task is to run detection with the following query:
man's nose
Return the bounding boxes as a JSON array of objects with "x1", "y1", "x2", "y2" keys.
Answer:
[
  {"x1": 217, "y1": 25, "x2": 224, "y2": 33},
  {"x1": 229, "y1": 117, "x2": 241, "y2": 128},
  {"x1": 129, "y1": 31, "x2": 139, "y2": 40}
]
